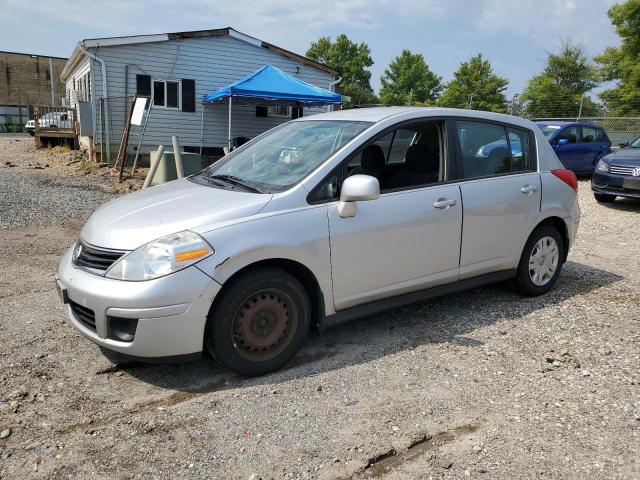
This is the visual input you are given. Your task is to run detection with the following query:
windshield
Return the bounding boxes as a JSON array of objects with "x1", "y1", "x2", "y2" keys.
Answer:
[
  {"x1": 538, "y1": 125, "x2": 561, "y2": 139},
  {"x1": 631, "y1": 136, "x2": 640, "y2": 148},
  {"x1": 202, "y1": 120, "x2": 371, "y2": 193}
]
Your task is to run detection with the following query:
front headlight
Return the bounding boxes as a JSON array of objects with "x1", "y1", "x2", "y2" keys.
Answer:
[
  {"x1": 596, "y1": 159, "x2": 609, "y2": 173},
  {"x1": 105, "y1": 230, "x2": 213, "y2": 281}
]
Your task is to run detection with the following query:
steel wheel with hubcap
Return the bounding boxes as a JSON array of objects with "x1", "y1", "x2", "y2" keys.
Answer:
[
  {"x1": 528, "y1": 236, "x2": 559, "y2": 287},
  {"x1": 206, "y1": 268, "x2": 311, "y2": 376},
  {"x1": 515, "y1": 224, "x2": 564, "y2": 296}
]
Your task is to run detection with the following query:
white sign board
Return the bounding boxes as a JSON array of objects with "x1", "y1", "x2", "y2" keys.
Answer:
[{"x1": 131, "y1": 97, "x2": 148, "y2": 126}]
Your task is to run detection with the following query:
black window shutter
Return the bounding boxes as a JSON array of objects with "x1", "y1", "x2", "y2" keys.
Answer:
[
  {"x1": 181, "y1": 79, "x2": 196, "y2": 112},
  {"x1": 256, "y1": 105, "x2": 268, "y2": 117},
  {"x1": 291, "y1": 106, "x2": 303, "y2": 119},
  {"x1": 136, "y1": 74, "x2": 151, "y2": 96}
]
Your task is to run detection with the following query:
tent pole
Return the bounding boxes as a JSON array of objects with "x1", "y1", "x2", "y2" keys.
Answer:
[
  {"x1": 228, "y1": 96, "x2": 232, "y2": 151},
  {"x1": 199, "y1": 105, "x2": 205, "y2": 156}
]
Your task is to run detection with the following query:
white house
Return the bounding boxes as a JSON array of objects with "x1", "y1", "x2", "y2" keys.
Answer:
[{"x1": 60, "y1": 27, "x2": 340, "y2": 161}]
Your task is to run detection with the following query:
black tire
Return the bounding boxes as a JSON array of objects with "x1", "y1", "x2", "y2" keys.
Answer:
[
  {"x1": 28, "y1": 131, "x2": 35, "y2": 137},
  {"x1": 594, "y1": 193, "x2": 616, "y2": 203},
  {"x1": 205, "y1": 268, "x2": 311, "y2": 376},
  {"x1": 514, "y1": 224, "x2": 564, "y2": 296}
]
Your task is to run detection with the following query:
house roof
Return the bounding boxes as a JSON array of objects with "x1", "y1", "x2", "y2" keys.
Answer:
[{"x1": 60, "y1": 27, "x2": 339, "y2": 81}]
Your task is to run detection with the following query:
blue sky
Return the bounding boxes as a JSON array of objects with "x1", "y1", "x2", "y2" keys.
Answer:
[{"x1": 0, "y1": 0, "x2": 622, "y2": 96}]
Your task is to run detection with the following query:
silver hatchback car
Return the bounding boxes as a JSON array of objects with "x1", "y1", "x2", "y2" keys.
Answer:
[{"x1": 57, "y1": 107, "x2": 580, "y2": 375}]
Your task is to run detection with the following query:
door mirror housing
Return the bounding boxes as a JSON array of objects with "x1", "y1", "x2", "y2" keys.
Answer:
[
  {"x1": 337, "y1": 174, "x2": 380, "y2": 218},
  {"x1": 618, "y1": 141, "x2": 630, "y2": 148},
  {"x1": 557, "y1": 138, "x2": 569, "y2": 147}
]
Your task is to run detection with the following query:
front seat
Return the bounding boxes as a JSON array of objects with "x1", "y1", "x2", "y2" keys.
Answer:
[
  {"x1": 350, "y1": 144, "x2": 386, "y2": 181},
  {"x1": 386, "y1": 144, "x2": 438, "y2": 189}
]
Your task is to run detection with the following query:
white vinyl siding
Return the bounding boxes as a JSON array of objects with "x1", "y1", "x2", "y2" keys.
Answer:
[{"x1": 87, "y1": 35, "x2": 335, "y2": 151}]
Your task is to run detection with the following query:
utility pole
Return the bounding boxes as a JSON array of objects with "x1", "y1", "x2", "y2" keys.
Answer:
[
  {"x1": 577, "y1": 95, "x2": 584, "y2": 122},
  {"x1": 49, "y1": 57, "x2": 55, "y2": 106},
  {"x1": 510, "y1": 94, "x2": 518, "y2": 115}
]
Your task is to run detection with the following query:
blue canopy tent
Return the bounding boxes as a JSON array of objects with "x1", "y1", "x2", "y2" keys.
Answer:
[{"x1": 201, "y1": 64, "x2": 342, "y2": 151}]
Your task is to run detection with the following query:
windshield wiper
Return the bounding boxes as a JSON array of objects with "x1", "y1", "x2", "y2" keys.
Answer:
[{"x1": 208, "y1": 174, "x2": 265, "y2": 193}]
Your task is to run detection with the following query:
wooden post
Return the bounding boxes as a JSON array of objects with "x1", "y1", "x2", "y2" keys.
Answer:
[
  {"x1": 34, "y1": 107, "x2": 42, "y2": 148},
  {"x1": 117, "y1": 98, "x2": 136, "y2": 182},
  {"x1": 143, "y1": 145, "x2": 165, "y2": 189},
  {"x1": 172, "y1": 135, "x2": 184, "y2": 179}
]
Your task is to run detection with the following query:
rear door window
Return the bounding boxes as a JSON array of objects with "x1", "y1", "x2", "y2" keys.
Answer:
[
  {"x1": 580, "y1": 126, "x2": 598, "y2": 143},
  {"x1": 456, "y1": 121, "x2": 533, "y2": 178},
  {"x1": 507, "y1": 128, "x2": 532, "y2": 171}
]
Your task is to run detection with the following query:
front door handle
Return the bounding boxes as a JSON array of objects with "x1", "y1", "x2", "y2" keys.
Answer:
[
  {"x1": 433, "y1": 198, "x2": 457, "y2": 209},
  {"x1": 521, "y1": 185, "x2": 539, "y2": 195}
]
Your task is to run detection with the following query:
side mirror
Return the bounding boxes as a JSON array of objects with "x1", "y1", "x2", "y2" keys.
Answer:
[
  {"x1": 557, "y1": 138, "x2": 569, "y2": 147},
  {"x1": 618, "y1": 141, "x2": 630, "y2": 148},
  {"x1": 337, "y1": 174, "x2": 380, "y2": 218}
]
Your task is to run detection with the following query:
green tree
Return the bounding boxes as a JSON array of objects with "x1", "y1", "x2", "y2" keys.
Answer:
[
  {"x1": 379, "y1": 50, "x2": 442, "y2": 106},
  {"x1": 521, "y1": 43, "x2": 601, "y2": 118},
  {"x1": 437, "y1": 54, "x2": 508, "y2": 112},
  {"x1": 306, "y1": 34, "x2": 377, "y2": 106},
  {"x1": 595, "y1": 0, "x2": 640, "y2": 115}
]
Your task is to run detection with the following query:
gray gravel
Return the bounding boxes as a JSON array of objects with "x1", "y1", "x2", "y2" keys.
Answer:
[
  {"x1": 0, "y1": 168, "x2": 114, "y2": 229},
  {"x1": 0, "y1": 136, "x2": 638, "y2": 479}
]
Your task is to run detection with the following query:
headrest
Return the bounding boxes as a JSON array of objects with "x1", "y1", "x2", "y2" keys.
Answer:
[
  {"x1": 405, "y1": 144, "x2": 437, "y2": 173},
  {"x1": 361, "y1": 144, "x2": 386, "y2": 170},
  {"x1": 487, "y1": 146, "x2": 509, "y2": 161}
]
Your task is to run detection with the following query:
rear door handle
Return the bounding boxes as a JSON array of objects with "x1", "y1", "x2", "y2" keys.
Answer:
[
  {"x1": 433, "y1": 198, "x2": 457, "y2": 209},
  {"x1": 521, "y1": 185, "x2": 539, "y2": 195}
]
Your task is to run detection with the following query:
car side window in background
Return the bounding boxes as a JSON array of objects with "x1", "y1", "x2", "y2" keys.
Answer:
[
  {"x1": 581, "y1": 126, "x2": 598, "y2": 143},
  {"x1": 557, "y1": 126, "x2": 578, "y2": 144},
  {"x1": 507, "y1": 128, "x2": 532, "y2": 171},
  {"x1": 596, "y1": 128, "x2": 607, "y2": 142},
  {"x1": 387, "y1": 129, "x2": 417, "y2": 163},
  {"x1": 456, "y1": 121, "x2": 511, "y2": 178}
]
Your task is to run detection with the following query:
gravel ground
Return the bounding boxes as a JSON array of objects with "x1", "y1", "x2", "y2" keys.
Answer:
[{"x1": 0, "y1": 135, "x2": 638, "y2": 479}]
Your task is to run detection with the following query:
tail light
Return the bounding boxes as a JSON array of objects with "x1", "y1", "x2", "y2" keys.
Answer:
[{"x1": 551, "y1": 169, "x2": 578, "y2": 192}]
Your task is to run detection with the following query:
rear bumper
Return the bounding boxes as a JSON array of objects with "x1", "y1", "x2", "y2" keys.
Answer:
[
  {"x1": 592, "y1": 172, "x2": 640, "y2": 199},
  {"x1": 57, "y1": 247, "x2": 222, "y2": 359}
]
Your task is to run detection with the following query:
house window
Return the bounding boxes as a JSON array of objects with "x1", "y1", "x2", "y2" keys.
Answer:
[
  {"x1": 268, "y1": 105, "x2": 291, "y2": 118},
  {"x1": 152, "y1": 80, "x2": 180, "y2": 109}
]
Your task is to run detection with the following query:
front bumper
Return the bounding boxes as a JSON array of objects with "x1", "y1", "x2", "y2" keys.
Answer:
[
  {"x1": 592, "y1": 171, "x2": 640, "y2": 199},
  {"x1": 56, "y1": 247, "x2": 221, "y2": 359}
]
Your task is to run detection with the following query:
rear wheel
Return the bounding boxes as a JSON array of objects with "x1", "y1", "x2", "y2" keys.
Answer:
[
  {"x1": 514, "y1": 225, "x2": 564, "y2": 296},
  {"x1": 206, "y1": 268, "x2": 311, "y2": 376},
  {"x1": 594, "y1": 193, "x2": 616, "y2": 203}
]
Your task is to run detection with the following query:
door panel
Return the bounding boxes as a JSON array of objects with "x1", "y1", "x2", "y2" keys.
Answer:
[
  {"x1": 553, "y1": 126, "x2": 581, "y2": 171},
  {"x1": 459, "y1": 172, "x2": 541, "y2": 278},
  {"x1": 328, "y1": 184, "x2": 462, "y2": 310}
]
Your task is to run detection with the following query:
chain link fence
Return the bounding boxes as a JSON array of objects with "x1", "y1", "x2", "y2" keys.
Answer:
[{"x1": 506, "y1": 96, "x2": 640, "y2": 145}]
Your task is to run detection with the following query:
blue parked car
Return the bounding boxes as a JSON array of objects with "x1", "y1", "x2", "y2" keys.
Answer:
[{"x1": 537, "y1": 122, "x2": 612, "y2": 175}]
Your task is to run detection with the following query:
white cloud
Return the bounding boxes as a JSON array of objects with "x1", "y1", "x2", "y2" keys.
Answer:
[{"x1": 478, "y1": 0, "x2": 619, "y2": 54}]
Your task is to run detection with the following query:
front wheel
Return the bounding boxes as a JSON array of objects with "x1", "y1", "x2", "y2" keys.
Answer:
[
  {"x1": 205, "y1": 268, "x2": 311, "y2": 376},
  {"x1": 594, "y1": 193, "x2": 616, "y2": 203},
  {"x1": 514, "y1": 225, "x2": 564, "y2": 296}
]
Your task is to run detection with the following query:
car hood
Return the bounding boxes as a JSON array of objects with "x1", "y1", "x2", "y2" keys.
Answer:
[
  {"x1": 604, "y1": 148, "x2": 640, "y2": 165},
  {"x1": 80, "y1": 178, "x2": 272, "y2": 250}
]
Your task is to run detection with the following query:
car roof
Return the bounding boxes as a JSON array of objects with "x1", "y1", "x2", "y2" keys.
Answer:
[{"x1": 296, "y1": 106, "x2": 538, "y2": 130}]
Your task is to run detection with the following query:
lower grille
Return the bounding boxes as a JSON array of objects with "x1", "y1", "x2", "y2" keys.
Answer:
[
  {"x1": 69, "y1": 300, "x2": 97, "y2": 333},
  {"x1": 74, "y1": 242, "x2": 127, "y2": 273},
  {"x1": 609, "y1": 165, "x2": 637, "y2": 176}
]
